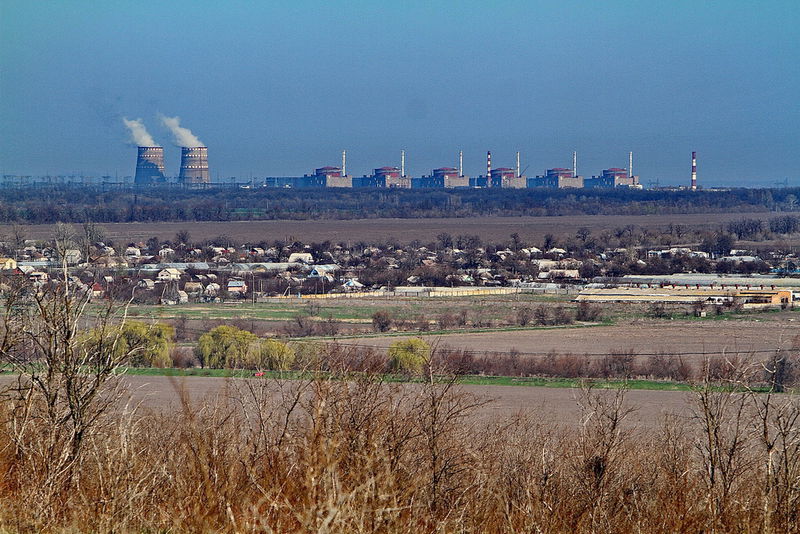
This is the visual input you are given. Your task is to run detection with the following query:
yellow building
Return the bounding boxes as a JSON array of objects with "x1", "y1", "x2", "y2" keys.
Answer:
[
  {"x1": 576, "y1": 287, "x2": 793, "y2": 309},
  {"x1": 0, "y1": 258, "x2": 17, "y2": 270}
]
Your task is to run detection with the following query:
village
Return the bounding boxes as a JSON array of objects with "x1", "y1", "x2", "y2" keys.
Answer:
[{"x1": 1, "y1": 225, "x2": 798, "y2": 312}]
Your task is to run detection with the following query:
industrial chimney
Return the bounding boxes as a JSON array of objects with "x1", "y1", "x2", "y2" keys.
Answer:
[
  {"x1": 691, "y1": 151, "x2": 697, "y2": 191},
  {"x1": 628, "y1": 151, "x2": 633, "y2": 178},
  {"x1": 401, "y1": 150, "x2": 406, "y2": 178},
  {"x1": 516, "y1": 151, "x2": 521, "y2": 178},
  {"x1": 179, "y1": 147, "x2": 210, "y2": 185},
  {"x1": 459, "y1": 150, "x2": 463, "y2": 177},
  {"x1": 572, "y1": 151, "x2": 577, "y2": 178},
  {"x1": 486, "y1": 151, "x2": 492, "y2": 188},
  {"x1": 134, "y1": 146, "x2": 165, "y2": 185}
]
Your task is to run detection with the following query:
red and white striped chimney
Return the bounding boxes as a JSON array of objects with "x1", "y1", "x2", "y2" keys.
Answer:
[
  {"x1": 486, "y1": 151, "x2": 492, "y2": 188},
  {"x1": 691, "y1": 151, "x2": 697, "y2": 191}
]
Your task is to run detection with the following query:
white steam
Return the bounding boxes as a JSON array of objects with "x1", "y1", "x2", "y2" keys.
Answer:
[
  {"x1": 123, "y1": 118, "x2": 158, "y2": 146},
  {"x1": 160, "y1": 115, "x2": 204, "y2": 147}
]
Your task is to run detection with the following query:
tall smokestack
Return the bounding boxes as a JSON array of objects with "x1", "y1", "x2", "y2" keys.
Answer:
[
  {"x1": 572, "y1": 151, "x2": 577, "y2": 178},
  {"x1": 459, "y1": 150, "x2": 463, "y2": 177},
  {"x1": 628, "y1": 151, "x2": 633, "y2": 178},
  {"x1": 401, "y1": 150, "x2": 405, "y2": 178},
  {"x1": 134, "y1": 146, "x2": 165, "y2": 185},
  {"x1": 691, "y1": 151, "x2": 697, "y2": 191},
  {"x1": 342, "y1": 150, "x2": 347, "y2": 176},
  {"x1": 179, "y1": 147, "x2": 209, "y2": 185},
  {"x1": 516, "y1": 151, "x2": 521, "y2": 178},
  {"x1": 486, "y1": 151, "x2": 492, "y2": 188}
]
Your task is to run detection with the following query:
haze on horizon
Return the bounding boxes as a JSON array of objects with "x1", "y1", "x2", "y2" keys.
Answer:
[{"x1": 0, "y1": 1, "x2": 798, "y2": 187}]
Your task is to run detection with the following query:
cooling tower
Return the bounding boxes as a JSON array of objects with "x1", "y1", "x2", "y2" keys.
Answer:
[
  {"x1": 134, "y1": 147, "x2": 166, "y2": 185},
  {"x1": 179, "y1": 147, "x2": 209, "y2": 185}
]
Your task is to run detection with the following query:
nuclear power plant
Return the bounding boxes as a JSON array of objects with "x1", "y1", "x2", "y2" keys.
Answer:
[
  {"x1": 178, "y1": 147, "x2": 210, "y2": 185},
  {"x1": 114, "y1": 116, "x2": 709, "y2": 191},
  {"x1": 133, "y1": 147, "x2": 166, "y2": 185},
  {"x1": 127, "y1": 145, "x2": 653, "y2": 190}
]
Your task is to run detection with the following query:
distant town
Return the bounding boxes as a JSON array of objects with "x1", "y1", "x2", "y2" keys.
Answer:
[{"x1": 4, "y1": 215, "x2": 798, "y2": 317}]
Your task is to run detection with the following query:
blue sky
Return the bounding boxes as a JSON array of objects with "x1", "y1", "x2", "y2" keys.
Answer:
[{"x1": 1, "y1": 1, "x2": 798, "y2": 186}]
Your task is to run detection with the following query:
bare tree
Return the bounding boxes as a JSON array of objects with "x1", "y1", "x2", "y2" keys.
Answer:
[
  {"x1": 0, "y1": 258, "x2": 136, "y2": 522},
  {"x1": 691, "y1": 356, "x2": 755, "y2": 533}
]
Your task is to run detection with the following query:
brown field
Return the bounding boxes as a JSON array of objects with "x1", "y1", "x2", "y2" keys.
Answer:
[
  {"x1": 2, "y1": 211, "x2": 775, "y2": 244},
  {"x1": 118, "y1": 375, "x2": 692, "y2": 428},
  {"x1": 337, "y1": 316, "x2": 798, "y2": 362}
]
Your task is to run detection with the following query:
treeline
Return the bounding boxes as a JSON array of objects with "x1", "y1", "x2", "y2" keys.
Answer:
[{"x1": 0, "y1": 185, "x2": 796, "y2": 223}]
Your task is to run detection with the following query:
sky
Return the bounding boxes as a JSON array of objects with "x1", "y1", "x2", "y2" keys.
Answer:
[{"x1": 1, "y1": 0, "x2": 798, "y2": 187}]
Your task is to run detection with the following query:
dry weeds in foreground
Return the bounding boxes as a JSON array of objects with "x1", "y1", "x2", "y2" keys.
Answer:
[{"x1": 0, "y1": 368, "x2": 797, "y2": 533}]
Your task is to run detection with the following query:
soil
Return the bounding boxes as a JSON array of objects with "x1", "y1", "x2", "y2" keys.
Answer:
[
  {"x1": 339, "y1": 316, "x2": 798, "y2": 362},
  {"x1": 3, "y1": 211, "x2": 774, "y2": 245},
  {"x1": 117, "y1": 375, "x2": 693, "y2": 429}
]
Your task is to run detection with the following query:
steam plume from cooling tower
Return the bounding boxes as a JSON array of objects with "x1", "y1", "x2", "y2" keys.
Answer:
[
  {"x1": 123, "y1": 118, "x2": 158, "y2": 146},
  {"x1": 160, "y1": 115, "x2": 204, "y2": 147}
]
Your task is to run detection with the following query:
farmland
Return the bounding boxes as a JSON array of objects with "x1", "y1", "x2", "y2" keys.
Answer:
[
  {"x1": 1, "y1": 210, "x2": 777, "y2": 245},
  {"x1": 332, "y1": 315, "x2": 798, "y2": 362},
  {"x1": 115, "y1": 374, "x2": 693, "y2": 428}
]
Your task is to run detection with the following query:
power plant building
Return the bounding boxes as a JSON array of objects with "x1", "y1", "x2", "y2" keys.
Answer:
[
  {"x1": 491, "y1": 167, "x2": 525, "y2": 188},
  {"x1": 584, "y1": 168, "x2": 641, "y2": 188},
  {"x1": 134, "y1": 147, "x2": 166, "y2": 185},
  {"x1": 290, "y1": 166, "x2": 352, "y2": 188},
  {"x1": 433, "y1": 167, "x2": 469, "y2": 188},
  {"x1": 530, "y1": 168, "x2": 583, "y2": 188},
  {"x1": 179, "y1": 147, "x2": 210, "y2": 185}
]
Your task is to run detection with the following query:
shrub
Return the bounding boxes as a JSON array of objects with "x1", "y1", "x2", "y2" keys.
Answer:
[
  {"x1": 84, "y1": 320, "x2": 174, "y2": 368},
  {"x1": 170, "y1": 346, "x2": 198, "y2": 368},
  {"x1": 534, "y1": 305, "x2": 549, "y2": 325},
  {"x1": 552, "y1": 307, "x2": 574, "y2": 325},
  {"x1": 437, "y1": 313, "x2": 457, "y2": 330},
  {"x1": 647, "y1": 302, "x2": 669, "y2": 318},
  {"x1": 387, "y1": 338, "x2": 431, "y2": 374},
  {"x1": 515, "y1": 307, "x2": 533, "y2": 326},
  {"x1": 576, "y1": 301, "x2": 603, "y2": 322},
  {"x1": 246, "y1": 338, "x2": 296, "y2": 370},
  {"x1": 196, "y1": 325, "x2": 257, "y2": 368},
  {"x1": 371, "y1": 310, "x2": 393, "y2": 332},
  {"x1": 414, "y1": 315, "x2": 430, "y2": 332}
]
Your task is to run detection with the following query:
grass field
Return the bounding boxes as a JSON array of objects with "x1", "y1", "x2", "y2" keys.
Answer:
[
  {"x1": 3, "y1": 211, "x2": 777, "y2": 245},
  {"x1": 116, "y1": 292, "x2": 576, "y2": 329}
]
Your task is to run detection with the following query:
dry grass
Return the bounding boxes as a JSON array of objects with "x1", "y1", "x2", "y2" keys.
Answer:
[{"x1": 0, "y1": 365, "x2": 798, "y2": 533}]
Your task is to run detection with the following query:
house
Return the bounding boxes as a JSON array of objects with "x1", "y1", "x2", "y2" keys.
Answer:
[
  {"x1": 93, "y1": 256, "x2": 128, "y2": 268},
  {"x1": 125, "y1": 247, "x2": 141, "y2": 257},
  {"x1": 0, "y1": 258, "x2": 17, "y2": 270},
  {"x1": 29, "y1": 271, "x2": 49, "y2": 285},
  {"x1": 204, "y1": 283, "x2": 221, "y2": 296},
  {"x1": 288, "y1": 252, "x2": 314, "y2": 264},
  {"x1": 137, "y1": 279, "x2": 155, "y2": 290},
  {"x1": 342, "y1": 279, "x2": 364, "y2": 290},
  {"x1": 183, "y1": 281, "x2": 203, "y2": 294},
  {"x1": 91, "y1": 282, "x2": 104, "y2": 299},
  {"x1": 157, "y1": 268, "x2": 182, "y2": 281},
  {"x1": 308, "y1": 264, "x2": 339, "y2": 278},
  {"x1": 227, "y1": 279, "x2": 248, "y2": 294},
  {"x1": 63, "y1": 249, "x2": 82, "y2": 265},
  {"x1": 537, "y1": 269, "x2": 581, "y2": 280},
  {"x1": 158, "y1": 248, "x2": 175, "y2": 257}
]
